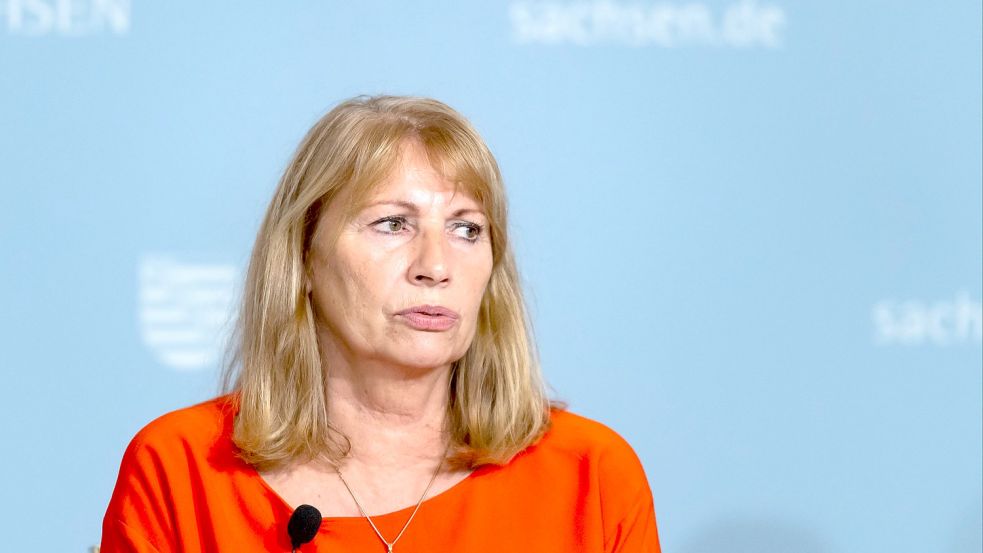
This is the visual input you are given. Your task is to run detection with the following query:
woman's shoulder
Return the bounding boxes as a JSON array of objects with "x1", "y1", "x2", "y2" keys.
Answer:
[
  {"x1": 123, "y1": 395, "x2": 237, "y2": 459},
  {"x1": 509, "y1": 407, "x2": 653, "y2": 490},
  {"x1": 540, "y1": 407, "x2": 645, "y2": 463},
  {"x1": 104, "y1": 396, "x2": 252, "y2": 549},
  {"x1": 496, "y1": 407, "x2": 657, "y2": 548}
]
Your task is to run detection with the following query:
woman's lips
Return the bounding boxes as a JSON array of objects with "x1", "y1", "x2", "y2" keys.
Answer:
[{"x1": 396, "y1": 305, "x2": 459, "y2": 331}]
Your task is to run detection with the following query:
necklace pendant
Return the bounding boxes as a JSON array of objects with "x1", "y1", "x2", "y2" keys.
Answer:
[{"x1": 387, "y1": 546, "x2": 393, "y2": 553}]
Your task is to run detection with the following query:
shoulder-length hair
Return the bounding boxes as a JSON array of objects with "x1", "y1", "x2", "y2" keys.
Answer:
[{"x1": 222, "y1": 95, "x2": 553, "y2": 472}]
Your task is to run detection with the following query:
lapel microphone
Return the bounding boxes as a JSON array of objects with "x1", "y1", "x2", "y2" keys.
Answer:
[{"x1": 288, "y1": 504, "x2": 322, "y2": 552}]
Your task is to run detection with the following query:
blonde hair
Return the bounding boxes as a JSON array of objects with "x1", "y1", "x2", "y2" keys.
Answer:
[{"x1": 222, "y1": 95, "x2": 554, "y2": 471}]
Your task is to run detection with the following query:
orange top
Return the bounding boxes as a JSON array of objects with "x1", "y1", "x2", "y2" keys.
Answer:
[{"x1": 101, "y1": 396, "x2": 660, "y2": 552}]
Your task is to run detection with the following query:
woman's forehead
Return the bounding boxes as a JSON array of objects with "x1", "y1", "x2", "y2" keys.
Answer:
[
  {"x1": 354, "y1": 159, "x2": 485, "y2": 215},
  {"x1": 361, "y1": 185, "x2": 484, "y2": 214},
  {"x1": 317, "y1": 137, "x2": 492, "y2": 230}
]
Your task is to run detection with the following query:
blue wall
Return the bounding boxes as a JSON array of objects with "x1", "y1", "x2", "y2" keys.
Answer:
[{"x1": 1, "y1": 1, "x2": 980, "y2": 551}]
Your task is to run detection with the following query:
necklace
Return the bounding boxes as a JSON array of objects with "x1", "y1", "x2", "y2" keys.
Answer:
[{"x1": 335, "y1": 442, "x2": 450, "y2": 553}]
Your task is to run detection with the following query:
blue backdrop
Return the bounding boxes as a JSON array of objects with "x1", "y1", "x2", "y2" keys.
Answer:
[{"x1": 1, "y1": 1, "x2": 981, "y2": 551}]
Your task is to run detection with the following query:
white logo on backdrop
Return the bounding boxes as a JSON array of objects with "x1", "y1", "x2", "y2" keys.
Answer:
[
  {"x1": 138, "y1": 255, "x2": 238, "y2": 371},
  {"x1": 509, "y1": 0, "x2": 785, "y2": 47},
  {"x1": 0, "y1": 0, "x2": 130, "y2": 36},
  {"x1": 872, "y1": 291, "x2": 983, "y2": 347}
]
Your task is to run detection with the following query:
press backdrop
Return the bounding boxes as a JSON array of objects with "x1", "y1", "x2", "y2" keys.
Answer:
[{"x1": 1, "y1": 1, "x2": 981, "y2": 551}]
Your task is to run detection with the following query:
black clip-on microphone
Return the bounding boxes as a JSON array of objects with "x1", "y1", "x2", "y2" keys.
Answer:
[{"x1": 288, "y1": 504, "x2": 322, "y2": 552}]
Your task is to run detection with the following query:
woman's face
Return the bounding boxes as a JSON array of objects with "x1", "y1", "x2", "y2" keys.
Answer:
[{"x1": 307, "y1": 140, "x2": 494, "y2": 373}]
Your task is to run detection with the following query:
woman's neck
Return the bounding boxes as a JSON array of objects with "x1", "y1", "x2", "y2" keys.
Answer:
[{"x1": 322, "y1": 351, "x2": 453, "y2": 470}]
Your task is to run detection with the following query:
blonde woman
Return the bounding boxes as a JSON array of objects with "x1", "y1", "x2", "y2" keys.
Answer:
[{"x1": 101, "y1": 95, "x2": 661, "y2": 552}]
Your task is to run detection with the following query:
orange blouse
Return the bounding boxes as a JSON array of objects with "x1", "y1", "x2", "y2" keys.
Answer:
[{"x1": 101, "y1": 396, "x2": 660, "y2": 552}]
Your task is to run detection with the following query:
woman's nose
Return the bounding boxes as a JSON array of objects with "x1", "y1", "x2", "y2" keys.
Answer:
[{"x1": 410, "y1": 228, "x2": 450, "y2": 286}]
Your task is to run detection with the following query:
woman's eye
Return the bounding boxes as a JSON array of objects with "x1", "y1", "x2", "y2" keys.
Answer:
[
  {"x1": 371, "y1": 217, "x2": 483, "y2": 242},
  {"x1": 455, "y1": 223, "x2": 483, "y2": 242},
  {"x1": 373, "y1": 216, "x2": 407, "y2": 234}
]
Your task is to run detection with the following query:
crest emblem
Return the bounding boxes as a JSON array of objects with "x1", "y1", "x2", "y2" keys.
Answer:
[{"x1": 138, "y1": 254, "x2": 238, "y2": 371}]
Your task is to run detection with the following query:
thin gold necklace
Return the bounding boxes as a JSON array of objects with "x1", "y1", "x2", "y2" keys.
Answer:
[{"x1": 336, "y1": 443, "x2": 450, "y2": 553}]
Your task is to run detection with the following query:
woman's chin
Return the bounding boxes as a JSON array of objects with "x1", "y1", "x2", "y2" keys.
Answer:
[
  {"x1": 384, "y1": 334, "x2": 466, "y2": 368},
  {"x1": 394, "y1": 356, "x2": 457, "y2": 374},
  {"x1": 382, "y1": 347, "x2": 462, "y2": 374}
]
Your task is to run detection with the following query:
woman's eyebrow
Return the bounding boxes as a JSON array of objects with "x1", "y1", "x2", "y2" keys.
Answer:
[{"x1": 366, "y1": 200, "x2": 485, "y2": 218}]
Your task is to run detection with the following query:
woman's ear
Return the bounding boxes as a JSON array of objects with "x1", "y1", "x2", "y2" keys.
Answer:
[{"x1": 304, "y1": 267, "x2": 313, "y2": 296}]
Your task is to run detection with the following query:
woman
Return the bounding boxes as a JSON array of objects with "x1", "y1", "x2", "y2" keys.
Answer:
[{"x1": 101, "y1": 95, "x2": 660, "y2": 552}]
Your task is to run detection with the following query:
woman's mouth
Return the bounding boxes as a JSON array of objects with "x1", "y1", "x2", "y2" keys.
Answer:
[{"x1": 396, "y1": 305, "x2": 459, "y2": 331}]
